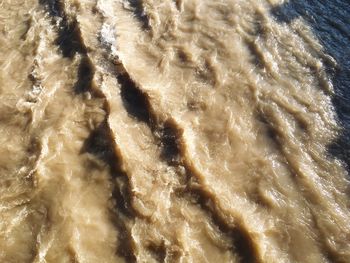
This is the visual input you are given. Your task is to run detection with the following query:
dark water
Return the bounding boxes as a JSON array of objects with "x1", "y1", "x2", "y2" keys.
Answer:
[{"x1": 272, "y1": 0, "x2": 350, "y2": 170}]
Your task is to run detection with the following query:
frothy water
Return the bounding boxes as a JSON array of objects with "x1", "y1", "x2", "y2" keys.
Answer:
[{"x1": 0, "y1": 0, "x2": 349, "y2": 262}]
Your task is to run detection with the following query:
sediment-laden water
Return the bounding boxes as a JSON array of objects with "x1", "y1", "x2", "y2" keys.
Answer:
[{"x1": 0, "y1": 0, "x2": 349, "y2": 262}]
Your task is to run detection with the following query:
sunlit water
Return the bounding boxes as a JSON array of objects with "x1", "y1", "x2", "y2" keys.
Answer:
[{"x1": 0, "y1": 0, "x2": 349, "y2": 262}]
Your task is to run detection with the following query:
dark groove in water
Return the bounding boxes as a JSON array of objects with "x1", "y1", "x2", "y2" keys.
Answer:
[
  {"x1": 146, "y1": 241, "x2": 167, "y2": 262},
  {"x1": 39, "y1": 0, "x2": 63, "y2": 17},
  {"x1": 118, "y1": 73, "x2": 151, "y2": 123},
  {"x1": 56, "y1": 18, "x2": 87, "y2": 58},
  {"x1": 82, "y1": 122, "x2": 137, "y2": 262},
  {"x1": 74, "y1": 57, "x2": 94, "y2": 93},
  {"x1": 119, "y1": 80, "x2": 259, "y2": 261},
  {"x1": 272, "y1": 0, "x2": 350, "y2": 172},
  {"x1": 159, "y1": 121, "x2": 182, "y2": 165},
  {"x1": 40, "y1": 3, "x2": 137, "y2": 259},
  {"x1": 126, "y1": 0, "x2": 150, "y2": 30},
  {"x1": 114, "y1": 60, "x2": 259, "y2": 261},
  {"x1": 116, "y1": 225, "x2": 136, "y2": 263},
  {"x1": 117, "y1": 71, "x2": 181, "y2": 164},
  {"x1": 173, "y1": 0, "x2": 182, "y2": 12},
  {"x1": 40, "y1": 0, "x2": 87, "y2": 57},
  {"x1": 179, "y1": 185, "x2": 259, "y2": 263}
]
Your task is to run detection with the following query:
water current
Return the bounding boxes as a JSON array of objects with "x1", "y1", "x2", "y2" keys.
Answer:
[{"x1": 0, "y1": 0, "x2": 349, "y2": 262}]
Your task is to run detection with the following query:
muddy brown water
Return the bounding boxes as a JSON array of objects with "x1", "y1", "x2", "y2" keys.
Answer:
[{"x1": 0, "y1": 0, "x2": 349, "y2": 262}]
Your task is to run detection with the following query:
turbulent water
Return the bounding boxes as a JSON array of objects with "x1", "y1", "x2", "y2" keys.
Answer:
[{"x1": 0, "y1": 0, "x2": 349, "y2": 262}]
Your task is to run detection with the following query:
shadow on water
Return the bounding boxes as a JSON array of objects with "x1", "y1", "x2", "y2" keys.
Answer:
[
  {"x1": 272, "y1": 0, "x2": 350, "y2": 171},
  {"x1": 118, "y1": 72, "x2": 182, "y2": 164},
  {"x1": 126, "y1": 0, "x2": 150, "y2": 29},
  {"x1": 40, "y1": 0, "x2": 87, "y2": 58}
]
